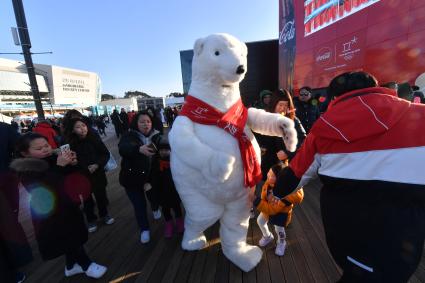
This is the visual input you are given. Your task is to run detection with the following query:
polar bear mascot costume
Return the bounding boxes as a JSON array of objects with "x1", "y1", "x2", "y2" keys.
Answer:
[{"x1": 169, "y1": 33, "x2": 297, "y2": 272}]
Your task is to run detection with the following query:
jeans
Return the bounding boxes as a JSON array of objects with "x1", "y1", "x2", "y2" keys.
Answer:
[{"x1": 125, "y1": 187, "x2": 149, "y2": 231}]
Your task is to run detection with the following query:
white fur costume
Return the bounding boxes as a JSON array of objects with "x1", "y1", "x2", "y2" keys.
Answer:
[{"x1": 169, "y1": 33, "x2": 297, "y2": 272}]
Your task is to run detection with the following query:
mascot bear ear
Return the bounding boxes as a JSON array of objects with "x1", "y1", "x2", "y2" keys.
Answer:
[{"x1": 194, "y1": 37, "x2": 205, "y2": 56}]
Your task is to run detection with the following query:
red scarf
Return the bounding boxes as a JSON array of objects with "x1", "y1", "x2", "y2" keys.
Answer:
[{"x1": 179, "y1": 95, "x2": 262, "y2": 187}]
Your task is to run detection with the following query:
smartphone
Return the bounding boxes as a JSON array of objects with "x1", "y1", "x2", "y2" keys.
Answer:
[
  {"x1": 148, "y1": 143, "x2": 158, "y2": 152},
  {"x1": 60, "y1": 144, "x2": 70, "y2": 154}
]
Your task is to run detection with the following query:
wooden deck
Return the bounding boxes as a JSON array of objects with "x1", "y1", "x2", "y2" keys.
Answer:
[{"x1": 19, "y1": 129, "x2": 425, "y2": 282}]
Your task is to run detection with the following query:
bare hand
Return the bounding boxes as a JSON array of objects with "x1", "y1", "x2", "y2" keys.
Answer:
[
  {"x1": 70, "y1": 151, "x2": 78, "y2": 165},
  {"x1": 57, "y1": 151, "x2": 73, "y2": 167},
  {"x1": 88, "y1": 164, "x2": 99, "y2": 173},
  {"x1": 144, "y1": 183, "x2": 152, "y2": 192},
  {"x1": 277, "y1": 150, "x2": 288, "y2": 161},
  {"x1": 139, "y1": 144, "x2": 155, "y2": 156}
]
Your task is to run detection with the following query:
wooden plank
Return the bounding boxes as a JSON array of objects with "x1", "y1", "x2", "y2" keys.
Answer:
[
  {"x1": 228, "y1": 261, "x2": 243, "y2": 283},
  {"x1": 133, "y1": 238, "x2": 166, "y2": 283},
  {"x1": 187, "y1": 227, "x2": 214, "y2": 283},
  {"x1": 243, "y1": 219, "x2": 257, "y2": 283},
  {"x1": 289, "y1": 222, "x2": 315, "y2": 283},
  {"x1": 201, "y1": 223, "x2": 220, "y2": 283},
  {"x1": 265, "y1": 247, "x2": 285, "y2": 283},
  {"x1": 291, "y1": 214, "x2": 328, "y2": 282},
  {"x1": 251, "y1": 218, "x2": 271, "y2": 283},
  {"x1": 104, "y1": 218, "x2": 164, "y2": 283},
  {"x1": 213, "y1": 249, "x2": 230, "y2": 283},
  {"x1": 173, "y1": 249, "x2": 197, "y2": 283},
  {"x1": 280, "y1": 237, "x2": 300, "y2": 283},
  {"x1": 146, "y1": 236, "x2": 181, "y2": 283},
  {"x1": 296, "y1": 206, "x2": 341, "y2": 282},
  {"x1": 159, "y1": 239, "x2": 185, "y2": 283}
]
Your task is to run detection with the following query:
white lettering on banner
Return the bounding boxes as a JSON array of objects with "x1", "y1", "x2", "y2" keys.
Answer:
[
  {"x1": 279, "y1": 20, "x2": 295, "y2": 45},
  {"x1": 224, "y1": 122, "x2": 238, "y2": 136},
  {"x1": 340, "y1": 36, "x2": 360, "y2": 61}
]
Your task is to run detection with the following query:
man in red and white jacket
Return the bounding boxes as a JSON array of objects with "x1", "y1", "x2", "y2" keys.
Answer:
[{"x1": 272, "y1": 72, "x2": 425, "y2": 282}]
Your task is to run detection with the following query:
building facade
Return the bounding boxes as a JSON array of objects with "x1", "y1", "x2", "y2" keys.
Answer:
[{"x1": 0, "y1": 58, "x2": 101, "y2": 114}]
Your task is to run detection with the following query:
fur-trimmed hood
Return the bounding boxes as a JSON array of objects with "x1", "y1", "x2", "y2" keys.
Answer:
[{"x1": 10, "y1": 157, "x2": 50, "y2": 173}]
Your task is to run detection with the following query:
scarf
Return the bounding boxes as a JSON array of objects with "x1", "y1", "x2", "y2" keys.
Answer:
[{"x1": 179, "y1": 95, "x2": 261, "y2": 187}]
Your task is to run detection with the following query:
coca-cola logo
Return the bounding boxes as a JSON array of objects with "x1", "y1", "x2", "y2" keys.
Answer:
[
  {"x1": 279, "y1": 20, "x2": 295, "y2": 45},
  {"x1": 315, "y1": 47, "x2": 332, "y2": 65}
]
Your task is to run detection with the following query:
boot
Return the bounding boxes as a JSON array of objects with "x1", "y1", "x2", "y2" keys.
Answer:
[
  {"x1": 164, "y1": 221, "x2": 173, "y2": 238},
  {"x1": 175, "y1": 217, "x2": 185, "y2": 234}
]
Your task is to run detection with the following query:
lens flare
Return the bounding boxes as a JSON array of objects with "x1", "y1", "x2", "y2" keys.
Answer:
[{"x1": 29, "y1": 187, "x2": 56, "y2": 217}]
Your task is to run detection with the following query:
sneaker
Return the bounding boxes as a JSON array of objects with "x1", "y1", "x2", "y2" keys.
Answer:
[
  {"x1": 140, "y1": 230, "x2": 150, "y2": 243},
  {"x1": 65, "y1": 263, "x2": 84, "y2": 277},
  {"x1": 85, "y1": 262, "x2": 107, "y2": 279},
  {"x1": 175, "y1": 217, "x2": 184, "y2": 234},
  {"x1": 16, "y1": 272, "x2": 26, "y2": 283},
  {"x1": 87, "y1": 223, "x2": 97, "y2": 233},
  {"x1": 164, "y1": 221, "x2": 173, "y2": 238},
  {"x1": 275, "y1": 240, "x2": 287, "y2": 256},
  {"x1": 259, "y1": 233, "x2": 274, "y2": 247},
  {"x1": 104, "y1": 215, "x2": 115, "y2": 225},
  {"x1": 153, "y1": 209, "x2": 162, "y2": 220}
]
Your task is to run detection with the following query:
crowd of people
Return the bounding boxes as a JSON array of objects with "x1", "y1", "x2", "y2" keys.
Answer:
[{"x1": 1, "y1": 70, "x2": 425, "y2": 282}]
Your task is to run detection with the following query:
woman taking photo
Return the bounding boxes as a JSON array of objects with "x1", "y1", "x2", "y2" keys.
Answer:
[
  {"x1": 11, "y1": 133, "x2": 107, "y2": 279},
  {"x1": 118, "y1": 111, "x2": 161, "y2": 244}
]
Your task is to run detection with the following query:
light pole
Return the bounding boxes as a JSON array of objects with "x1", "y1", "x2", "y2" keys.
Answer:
[{"x1": 11, "y1": 0, "x2": 45, "y2": 119}]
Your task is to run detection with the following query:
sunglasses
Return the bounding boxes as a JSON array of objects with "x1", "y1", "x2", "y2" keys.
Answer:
[{"x1": 300, "y1": 92, "x2": 310, "y2": 96}]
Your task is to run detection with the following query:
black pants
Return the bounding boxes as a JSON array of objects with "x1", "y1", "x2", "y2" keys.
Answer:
[
  {"x1": 65, "y1": 246, "x2": 91, "y2": 270},
  {"x1": 113, "y1": 124, "x2": 122, "y2": 138},
  {"x1": 321, "y1": 183, "x2": 425, "y2": 283},
  {"x1": 162, "y1": 203, "x2": 182, "y2": 221},
  {"x1": 125, "y1": 188, "x2": 149, "y2": 231},
  {"x1": 145, "y1": 187, "x2": 160, "y2": 211},
  {"x1": 83, "y1": 185, "x2": 109, "y2": 223}
]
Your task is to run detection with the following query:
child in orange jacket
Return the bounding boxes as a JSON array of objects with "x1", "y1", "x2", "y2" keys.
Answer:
[{"x1": 252, "y1": 162, "x2": 304, "y2": 256}]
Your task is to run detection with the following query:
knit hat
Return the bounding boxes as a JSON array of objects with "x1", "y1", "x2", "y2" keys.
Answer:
[{"x1": 260, "y1": 90, "x2": 273, "y2": 101}]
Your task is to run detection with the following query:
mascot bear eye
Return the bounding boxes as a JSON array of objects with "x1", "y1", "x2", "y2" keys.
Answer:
[{"x1": 214, "y1": 51, "x2": 220, "y2": 56}]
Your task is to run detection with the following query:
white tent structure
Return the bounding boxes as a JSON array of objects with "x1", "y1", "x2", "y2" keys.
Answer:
[{"x1": 0, "y1": 113, "x2": 13, "y2": 124}]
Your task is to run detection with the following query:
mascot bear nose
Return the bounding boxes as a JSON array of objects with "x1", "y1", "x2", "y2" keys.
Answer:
[{"x1": 236, "y1": 65, "x2": 245, "y2": 74}]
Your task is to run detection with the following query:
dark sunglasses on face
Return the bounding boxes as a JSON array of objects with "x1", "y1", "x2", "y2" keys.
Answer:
[{"x1": 300, "y1": 92, "x2": 310, "y2": 96}]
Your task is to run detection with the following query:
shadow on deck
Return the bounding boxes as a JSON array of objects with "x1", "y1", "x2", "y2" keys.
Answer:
[{"x1": 19, "y1": 133, "x2": 425, "y2": 283}]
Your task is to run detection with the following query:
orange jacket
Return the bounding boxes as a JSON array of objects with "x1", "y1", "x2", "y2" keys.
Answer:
[{"x1": 256, "y1": 181, "x2": 304, "y2": 226}]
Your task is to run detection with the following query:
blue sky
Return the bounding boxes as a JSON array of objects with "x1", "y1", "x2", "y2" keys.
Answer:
[{"x1": 1, "y1": 1, "x2": 278, "y2": 97}]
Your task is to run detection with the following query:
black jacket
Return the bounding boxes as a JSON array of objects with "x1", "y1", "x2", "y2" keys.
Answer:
[
  {"x1": 0, "y1": 122, "x2": 19, "y2": 173},
  {"x1": 294, "y1": 98, "x2": 320, "y2": 133},
  {"x1": 70, "y1": 135, "x2": 109, "y2": 190},
  {"x1": 258, "y1": 117, "x2": 306, "y2": 180},
  {"x1": 10, "y1": 156, "x2": 88, "y2": 260},
  {"x1": 118, "y1": 130, "x2": 161, "y2": 188}
]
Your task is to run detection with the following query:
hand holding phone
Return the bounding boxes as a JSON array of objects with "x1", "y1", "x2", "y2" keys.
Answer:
[{"x1": 60, "y1": 144, "x2": 70, "y2": 154}]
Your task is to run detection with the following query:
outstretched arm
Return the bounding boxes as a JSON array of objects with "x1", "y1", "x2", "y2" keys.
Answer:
[{"x1": 247, "y1": 108, "x2": 298, "y2": 152}]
